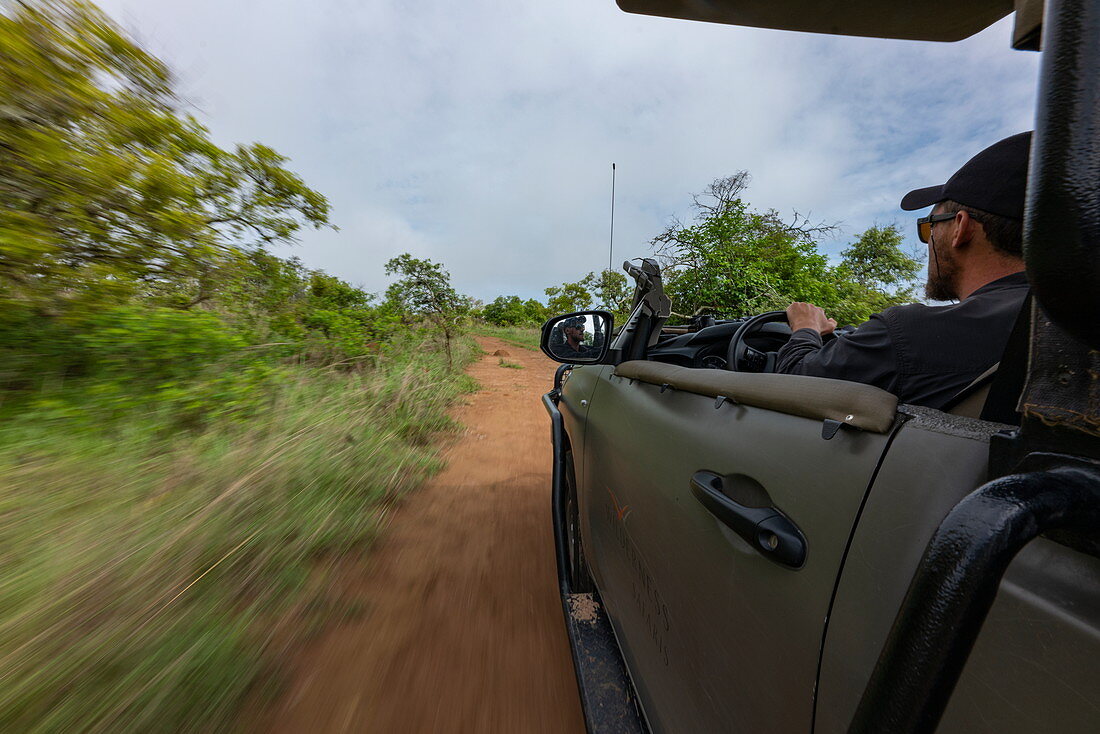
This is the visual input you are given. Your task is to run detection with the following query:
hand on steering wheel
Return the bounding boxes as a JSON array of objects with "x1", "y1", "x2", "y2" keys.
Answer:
[
  {"x1": 786, "y1": 302, "x2": 837, "y2": 336},
  {"x1": 725, "y1": 311, "x2": 792, "y2": 372}
]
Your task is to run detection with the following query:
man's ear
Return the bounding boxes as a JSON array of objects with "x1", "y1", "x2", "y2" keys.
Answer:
[{"x1": 948, "y1": 210, "x2": 975, "y2": 250}]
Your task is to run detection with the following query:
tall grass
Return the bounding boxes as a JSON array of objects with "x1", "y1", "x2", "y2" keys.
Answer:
[{"x1": 0, "y1": 334, "x2": 479, "y2": 732}]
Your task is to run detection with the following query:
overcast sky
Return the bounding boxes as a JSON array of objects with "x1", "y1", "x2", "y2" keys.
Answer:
[{"x1": 97, "y1": 0, "x2": 1040, "y2": 303}]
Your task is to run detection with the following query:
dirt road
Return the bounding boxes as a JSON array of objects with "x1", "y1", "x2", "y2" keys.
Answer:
[{"x1": 262, "y1": 337, "x2": 585, "y2": 733}]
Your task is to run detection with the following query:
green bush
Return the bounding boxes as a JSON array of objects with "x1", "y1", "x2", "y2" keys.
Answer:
[{"x1": 75, "y1": 306, "x2": 247, "y2": 381}]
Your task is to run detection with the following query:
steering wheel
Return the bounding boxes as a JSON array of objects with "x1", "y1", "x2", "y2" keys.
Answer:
[{"x1": 725, "y1": 310, "x2": 791, "y2": 371}]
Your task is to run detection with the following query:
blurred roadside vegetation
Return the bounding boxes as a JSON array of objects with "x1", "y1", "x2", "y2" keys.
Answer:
[
  {"x1": 1, "y1": 2, "x2": 479, "y2": 730},
  {"x1": 1, "y1": 338, "x2": 480, "y2": 732}
]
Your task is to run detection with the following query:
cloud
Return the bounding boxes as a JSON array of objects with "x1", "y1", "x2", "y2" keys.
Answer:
[{"x1": 98, "y1": 0, "x2": 1039, "y2": 301}]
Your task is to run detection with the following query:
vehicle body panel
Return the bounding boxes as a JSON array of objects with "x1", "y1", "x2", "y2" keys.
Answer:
[
  {"x1": 939, "y1": 538, "x2": 1100, "y2": 732},
  {"x1": 559, "y1": 364, "x2": 605, "y2": 476},
  {"x1": 579, "y1": 371, "x2": 895, "y2": 733},
  {"x1": 818, "y1": 408, "x2": 1100, "y2": 733}
]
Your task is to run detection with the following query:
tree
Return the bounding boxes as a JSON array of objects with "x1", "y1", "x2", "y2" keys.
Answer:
[
  {"x1": 481, "y1": 295, "x2": 547, "y2": 326},
  {"x1": 593, "y1": 269, "x2": 631, "y2": 316},
  {"x1": 838, "y1": 224, "x2": 922, "y2": 292},
  {"x1": 820, "y1": 225, "x2": 922, "y2": 324},
  {"x1": 522, "y1": 298, "x2": 550, "y2": 324},
  {"x1": 544, "y1": 279, "x2": 593, "y2": 314},
  {"x1": 0, "y1": 0, "x2": 332, "y2": 314},
  {"x1": 652, "y1": 177, "x2": 838, "y2": 318},
  {"x1": 651, "y1": 174, "x2": 921, "y2": 326},
  {"x1": 535, "y1": 266, "x2": 644, "y2": 327},
  {"x1": 384, "y1": 254, "x2": 470, "y2": 369},
  {"x1": 0, "y1": 2, "x2": 406, "y2": 403},
  {"x1": 544, "y1": 270, "x2": 630, "y2": 317}
]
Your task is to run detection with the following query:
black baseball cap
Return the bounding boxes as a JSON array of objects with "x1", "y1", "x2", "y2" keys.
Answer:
[{"x1": 900, "y1": 131, "x2": 1032, "y2": 219}]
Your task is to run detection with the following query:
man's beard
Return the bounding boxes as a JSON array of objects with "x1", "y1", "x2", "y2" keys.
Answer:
[{"x1": 924, "y1": 240, "x2": 960, "y2": 301}]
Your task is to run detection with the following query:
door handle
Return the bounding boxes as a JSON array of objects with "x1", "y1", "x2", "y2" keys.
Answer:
[{"x1": 690, "y1": 471, "x2": 807, "y2": 568}]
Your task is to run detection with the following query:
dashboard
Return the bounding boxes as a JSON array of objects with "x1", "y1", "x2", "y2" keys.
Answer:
[{"x1": 645, "y1": 319, "x2": 793, "y2": 370}]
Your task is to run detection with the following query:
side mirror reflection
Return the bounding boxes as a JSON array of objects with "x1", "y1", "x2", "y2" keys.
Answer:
[{"x1": 540, "y1": 311, "x2": 613, "y2": 364}]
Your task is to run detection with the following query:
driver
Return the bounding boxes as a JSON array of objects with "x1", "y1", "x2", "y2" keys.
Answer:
[
  {"x1": 774, "y1": 132, "x2": 1031, "y2": 410},
  {"x1": 554, "y1": 316, "x2": 596, "y2": 360}
]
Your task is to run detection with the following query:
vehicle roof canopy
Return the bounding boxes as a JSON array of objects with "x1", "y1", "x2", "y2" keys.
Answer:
[{"x1": 616, "y1": 0, "x2": 1017, "y2": 42}]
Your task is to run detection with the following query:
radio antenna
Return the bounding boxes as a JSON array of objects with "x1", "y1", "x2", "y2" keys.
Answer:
[{"x1": 608, "y1": 163, "x2": 616, "y2": 274}]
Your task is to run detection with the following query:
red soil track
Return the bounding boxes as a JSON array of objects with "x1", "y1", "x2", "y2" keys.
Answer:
[{"x1": 260, "y1": 337, "x2": 585, "y2": 733}]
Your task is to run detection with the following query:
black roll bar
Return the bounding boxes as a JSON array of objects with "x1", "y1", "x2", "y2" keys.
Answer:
[{"x1": 1026, "y1": 0, "x2": 1100, "y2": 350}]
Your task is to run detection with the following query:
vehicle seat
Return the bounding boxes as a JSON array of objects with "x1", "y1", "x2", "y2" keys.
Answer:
[
  {"x1": 941, "y1": 292, "x2": 1031, "y2": 425},
  {"x1": 943, "y1": 363, "x2": 998, "y2": 419}
]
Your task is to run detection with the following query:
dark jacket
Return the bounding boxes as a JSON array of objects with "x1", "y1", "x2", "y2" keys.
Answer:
[{"x1": 775, "y1": 272, "x2": 1029, "y2": 410}]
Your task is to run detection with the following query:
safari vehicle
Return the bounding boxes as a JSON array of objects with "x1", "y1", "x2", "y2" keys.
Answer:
[{"x1": 540, "y1": 1, "x2": 1100, "y2": 732}]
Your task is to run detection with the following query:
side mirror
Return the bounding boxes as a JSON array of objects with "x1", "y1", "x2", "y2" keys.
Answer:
[{"x1": 540, "y1": 311, "x2": 613, "y2": 364}]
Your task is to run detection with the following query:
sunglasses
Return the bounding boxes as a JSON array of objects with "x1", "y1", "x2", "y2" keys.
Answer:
[{"x1": 917, "y1": 212, "x2": 957, "y2": 243}]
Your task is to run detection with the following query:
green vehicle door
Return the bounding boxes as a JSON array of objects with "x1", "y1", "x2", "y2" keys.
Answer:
[{"x1": 579, "y1": 362, "x2": 898, "y2": 733}]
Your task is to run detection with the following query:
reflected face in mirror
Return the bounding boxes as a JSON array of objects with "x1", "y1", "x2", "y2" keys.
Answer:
[{"x1": 563, "y1": 322, "x2": 586, "y2": 346}]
